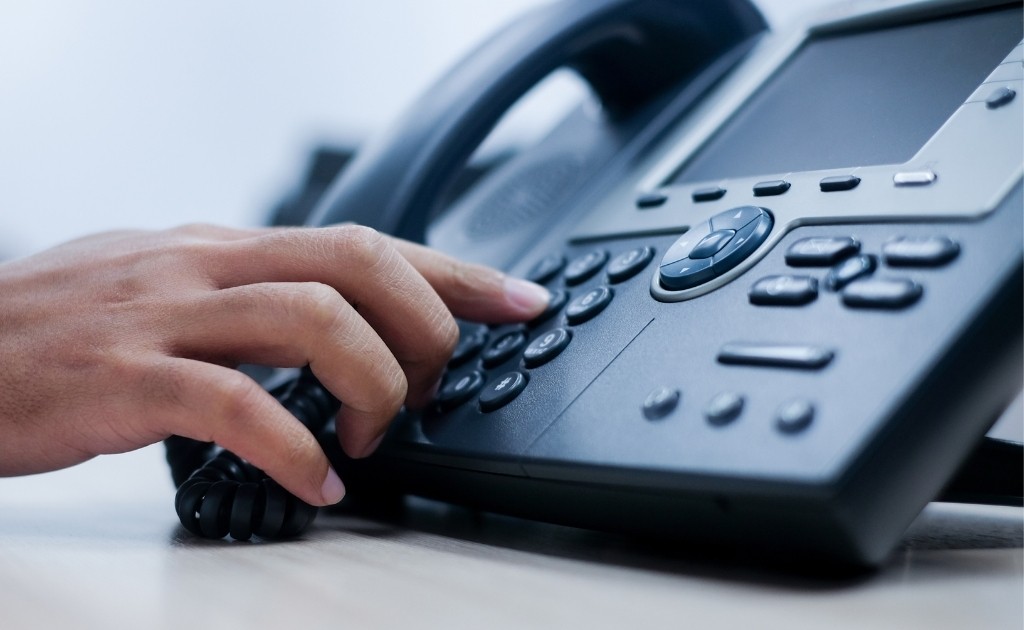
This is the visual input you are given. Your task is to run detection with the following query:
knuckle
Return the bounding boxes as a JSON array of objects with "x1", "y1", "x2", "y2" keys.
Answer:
[
  {"x1": 288, "y1": 282, "x2": 345, "y2": 329},
  {"x1": 210, "y1": 371, "x2": 266, "y2": 429},
  {"x1": 337, "y1": 225, "x2": 395, "y2": 271}
]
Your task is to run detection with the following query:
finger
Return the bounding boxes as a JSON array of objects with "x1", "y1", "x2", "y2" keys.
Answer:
[
  {"x1": 168, "y1": 282, "x2": 408, "y2": 457},
  {"x1": 151, "y1": 357, "x2": 345, "y2": 506},
  {"x1": 207, "y1": 225, "x2": 459, "y2": 408},
  {"x1": 387, "y1": 237, "x2": 550, "y2": 323}
]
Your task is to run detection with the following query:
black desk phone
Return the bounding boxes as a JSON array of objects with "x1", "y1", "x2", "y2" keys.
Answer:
[{"x1": 169, "y1": 0, "x2": 1024, "y2": 566}]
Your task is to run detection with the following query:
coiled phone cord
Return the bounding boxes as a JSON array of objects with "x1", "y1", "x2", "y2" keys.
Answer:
[{"x1": 167, "y1": 368, "x2": 339, "y2": 540}]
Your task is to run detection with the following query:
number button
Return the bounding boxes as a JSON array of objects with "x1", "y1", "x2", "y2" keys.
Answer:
[
  {"x1": 522, "y1": 328, "x2": 572, "y2": 368},
  {"x1": 565, "y1": 286, "x2": 613, "y2": 325}
]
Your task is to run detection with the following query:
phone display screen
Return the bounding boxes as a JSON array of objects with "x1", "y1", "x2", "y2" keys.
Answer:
[{"x1": 670, "y1": 6, "x2": 1022, "y2": 184}]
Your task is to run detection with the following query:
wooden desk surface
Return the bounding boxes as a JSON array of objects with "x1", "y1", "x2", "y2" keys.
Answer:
[{"x1": 1, "y1": 445, "x2": 1021, "y2": 630}]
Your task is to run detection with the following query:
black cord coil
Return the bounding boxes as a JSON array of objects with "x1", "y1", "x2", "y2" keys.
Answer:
[{"x1": 168, "y1": 368, "x2": 340, "y2": 541}]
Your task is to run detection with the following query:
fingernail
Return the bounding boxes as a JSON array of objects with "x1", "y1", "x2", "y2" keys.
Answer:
[
  {"x1": 320, "y1": 467, "x2": 346, "y2": 505},
  {"x1": 503, "y1": 277, "x2": 550, "y2": 315}
]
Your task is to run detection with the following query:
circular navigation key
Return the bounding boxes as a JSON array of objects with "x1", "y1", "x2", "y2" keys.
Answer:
[
  {"x1": 523, "y1": 328, "x2": 571, "y2": 368},
  {"x1": 479, "y1": 371, "x2": 528, "y2": 412}
]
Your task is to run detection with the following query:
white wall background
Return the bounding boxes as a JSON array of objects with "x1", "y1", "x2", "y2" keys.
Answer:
[{"x1": 0, "y1": 0, "x2": 830, "y2": 259}]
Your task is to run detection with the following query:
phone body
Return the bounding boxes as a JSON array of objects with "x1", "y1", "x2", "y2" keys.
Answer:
[{"x1": 310, "y1": 0, "x2": 1023, "y2": 567}]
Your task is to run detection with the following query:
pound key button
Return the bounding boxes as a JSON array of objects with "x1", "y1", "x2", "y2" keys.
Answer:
[
  {"x1": 607, "y1": 246, "x2": 654, "y2": 283},
  {"x1": 522, "y1": 328, "x2": 572, "y2": 368},
  {"x1": 564, "y1": 249, "x2": 609, "y2": 286},
  {"x1": 643, "y1": 386, "x2": 680, "y2": 421},
  {"x1": 479, "y1": 371, "x2": 528, "y2": 412},
  {"x1": 565, "y1": 286, "x2": 613, "y2": 325},
  {"x1": 437, "y1": 370, "x2": 485, "y2": 411},
  {"x1": 749, "y1": 275, "x2": 818, "y2": 306}
]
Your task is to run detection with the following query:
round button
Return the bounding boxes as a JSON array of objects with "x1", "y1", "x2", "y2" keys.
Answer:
[
  {"x1": 643, "y1": 386, "x2": 680, "y2": 420},
  {"x1": 522, "y1": 328, "x2": 571, "y2": 368},
  {"x1": 437, "y1": 370, "x2": 485, "y2": 411},
  {"x1": 449, "y1": 326, "x2": 488, "y2": 367},
  {"x1": 564, "y1": 250, "x2": 609, "y2": 286},
  {"x1": 526, "y1": 254, "x2": 566, "y2": 285},
  {"x1": 481, "y1": 330, "x2": 527, "y2": 368},
  {"x1": 607, "y1": 247, "x2": 654, "y2": 283},
  {"x1": 565, "y1": 286, "x2": 613, "y2": 325},
  {"x1": 705, "y1": 392, "x2": 744, "y2": 426},
  {"x1": 529, "y1": 289, "x2": 569, "y2": 327},
  {"x1": 776, "y1": 399, "x2": 815, "y2": 434},
  {"x1": 479, "y1": 371, "x2": 528, "y2": 412}
]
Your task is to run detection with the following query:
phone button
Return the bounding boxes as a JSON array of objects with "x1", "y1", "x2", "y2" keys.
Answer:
[
  {"x1": 710, "y1": 205, "x2": 764, "y2": 231},
  {"x1": 688, "y1": 229, "x2": 736, "y2": 259},
  {"x1": 566, "y1": 286, "x2": 613, "y2": 324},
  {"x1": 642, "y1": 386, "x2": 680, "y2": 421},
  {"x1": 607, "y1": 247, "x2": 654, "y2": 283},
  {"x1": 776, "y1": 399, "x2": 815, "y2": 434},
  {"x1": 526, "y1": 254, "x2": 566, "y2": 285},
  {"x1": 824, "y1": 254, "x2": 877, "y2": 291},
  {"x1": 523, "y1": 328, "x2": 572, "y2": 368},
  {"x1": 718, "y1": 343, "x2": 834, "y2": 369},
  {"x1": 529, "y1": 289, "x2": 569, "y2": 327},
  {"x1": 450, "y1": 325, "x2": 489, "y2": 367},
  {"x1": 479, "y1": 371, "x2": 528, "y2": 412},
  {"x1": 564, "y1": 249, "x2": 609, "y2": 286},
  {"x1": 749, "y1": 275, "x2": 818, "y2": 306},
  {"x1": 841, "y1": 278, "x2": 923, "y2": 309},
  {"x1": 436, "y1": 370, "x2": 485, "y2": 411},
  {"x1": 881, "y1": 236, "x2": 959, "y2": 267},
  {"x1": 481, "y1": 330, "x2": 528, "y2": 367},
  {"x1": 660, "y1": 222, "x2": 712, "y2": 266},
  {"x1": 785, "y1": 237, "x2": 860, "y2": 266},
  {"x1": 705, "y1": 392, "x2": 744, "y2": 426},
  {"x1": 659, "y1": 256, "x2": 715, "y2": 291}
]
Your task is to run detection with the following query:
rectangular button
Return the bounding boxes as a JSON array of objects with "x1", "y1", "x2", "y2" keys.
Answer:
[{"x1": 718, "y1": 343, "x2": 834, "y2": 369}]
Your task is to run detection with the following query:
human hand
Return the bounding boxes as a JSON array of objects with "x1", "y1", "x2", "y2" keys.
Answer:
[{"x1": 0, "y1": 224, "x2": 549, "y2": 506}]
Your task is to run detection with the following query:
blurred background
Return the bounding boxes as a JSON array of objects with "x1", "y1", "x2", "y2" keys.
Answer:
[{"x1": 0, "y1": 0, "x2": 828, "y2": 260}]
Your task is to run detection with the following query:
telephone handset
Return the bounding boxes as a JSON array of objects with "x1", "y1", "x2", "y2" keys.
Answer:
[{"x1": 170, "y1": 0, "x2": 1024, "y2": 567}]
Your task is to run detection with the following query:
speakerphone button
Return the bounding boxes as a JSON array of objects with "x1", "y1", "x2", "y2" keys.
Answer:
[
  {"x1": 753, "y1": 180, "x2": 791, "y2": 197},
  {"x1": 478, "y1": 371, "x2": 528, "y2": 412}
]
